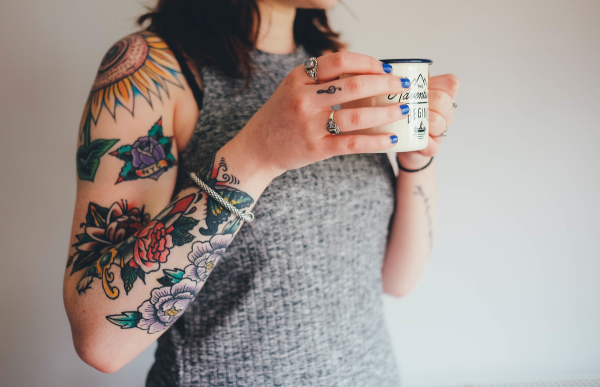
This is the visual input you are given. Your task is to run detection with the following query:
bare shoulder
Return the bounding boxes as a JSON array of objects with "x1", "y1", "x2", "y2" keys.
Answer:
[
  {"x1": 76, "y1": 31, "x2": 199, "y2": 182},
  {"x1": 78, "y1": 32, "x2": 199, "y2": 165},
  {"x1": 82, "y1": 32, "x2": 185, "y2": 129}
]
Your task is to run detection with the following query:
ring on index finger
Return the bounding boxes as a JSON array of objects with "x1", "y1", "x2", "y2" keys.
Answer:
[{"x1": 304, "y1": 57, "x2": 319, "y2": 82}]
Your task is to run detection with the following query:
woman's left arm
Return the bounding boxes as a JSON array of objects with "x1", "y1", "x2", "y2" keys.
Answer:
[{"x1": 382, "y1": 74, "x2": 460, "y2": 298}]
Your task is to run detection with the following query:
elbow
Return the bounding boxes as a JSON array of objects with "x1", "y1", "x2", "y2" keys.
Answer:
[
  {"x1": 72, "y1": 333, "x2": 127, "y2": 373},
  {"x1": 382, "y1": 274, "x2": 419, "y2": 298},
  {"x1": 383, "y1": 284, "x2": 415, "y2": 299},
  {"x1": 64, "y1": 297, "x2": 129, "y2": 373}
]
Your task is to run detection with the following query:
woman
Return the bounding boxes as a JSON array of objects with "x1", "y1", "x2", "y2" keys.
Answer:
[{"x1": 63, "y1": 0, "x2": 459, "y2": 385}]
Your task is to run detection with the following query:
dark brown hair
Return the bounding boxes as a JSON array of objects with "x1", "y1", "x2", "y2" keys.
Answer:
[{"x1": 138, "y1": 0, "x2": 346, "y2": 82}]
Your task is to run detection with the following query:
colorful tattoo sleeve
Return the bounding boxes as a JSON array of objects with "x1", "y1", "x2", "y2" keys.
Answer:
[
  {"x1": 77, "y1": 32, "x2": 182, "y2": 182},
  {"x1": 69, "y1": 156, "x2": 254, "y2": 334}
]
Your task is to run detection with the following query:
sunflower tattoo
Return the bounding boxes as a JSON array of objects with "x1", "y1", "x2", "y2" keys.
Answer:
[{"x1": 77, "y1": 32, "x2": 183, "y2": 182}]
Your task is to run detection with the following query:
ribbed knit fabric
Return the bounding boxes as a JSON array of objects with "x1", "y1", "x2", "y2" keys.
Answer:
[{"x1": 147, "y1": 46, "x2": 402, "y2": 386}]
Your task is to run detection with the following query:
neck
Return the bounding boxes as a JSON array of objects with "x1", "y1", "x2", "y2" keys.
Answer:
[{"x1": 255, "y1": 1, "x2": 297, "y2": 54}]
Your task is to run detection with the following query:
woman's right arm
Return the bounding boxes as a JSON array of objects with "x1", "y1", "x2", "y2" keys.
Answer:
[{"x1": 64, "y1": 39, "x2": 411, "y2": 372}]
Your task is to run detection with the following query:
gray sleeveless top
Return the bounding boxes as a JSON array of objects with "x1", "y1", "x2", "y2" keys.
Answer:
[{"x1": 147, "y1": 46, "x2": 401, "y2": 386}]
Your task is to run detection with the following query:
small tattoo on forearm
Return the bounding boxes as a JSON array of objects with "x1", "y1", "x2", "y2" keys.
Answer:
[
  {"x1": 218, "y1": 157, "x2": 239, "y2": 185},
  {"x1": 413, "y1": 185, "x2": 433, "y2": 250},
  {"x1": 317, "y1": 86, "x2": 341, "y2": 94}
]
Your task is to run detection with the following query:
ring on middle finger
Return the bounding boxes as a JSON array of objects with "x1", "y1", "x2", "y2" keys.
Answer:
[{"x1": 327, "y1": 111, "x2": 341, "y2": 135}]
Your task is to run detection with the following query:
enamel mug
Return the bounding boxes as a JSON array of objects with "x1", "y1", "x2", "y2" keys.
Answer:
[{"x1": 340, "y1": 59, "x2": 433, "y2": 153}]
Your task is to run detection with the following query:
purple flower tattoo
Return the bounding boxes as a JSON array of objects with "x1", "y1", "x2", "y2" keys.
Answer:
[{"x1": 111, "y1": 118, "x2": 177, "y2": 183}]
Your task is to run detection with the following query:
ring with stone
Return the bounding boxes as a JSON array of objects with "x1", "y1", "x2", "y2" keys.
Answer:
[
  {"x1": 304, "y1": 57, "x2": 318, "y2": 82},
  {"x1": 327, "y1": 111, "x2": 341, "y2": 135},
  {"x1": 434, "y1": 126, "x2": 448, "y2": 138}
]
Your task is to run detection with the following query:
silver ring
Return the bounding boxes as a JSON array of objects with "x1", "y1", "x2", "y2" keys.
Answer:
[
  {"x1": 304, "y1": 57, "x2": 318, "y2": 82},
  {"x1": 434, "y1": 126, "x2": 448, "y2": 138},
  {"x1": 327, "y1": 111, "x2": 340, "y2": 135},
  {"x1": 452, "y1": 102, "x2": 457, "y2": 113}
]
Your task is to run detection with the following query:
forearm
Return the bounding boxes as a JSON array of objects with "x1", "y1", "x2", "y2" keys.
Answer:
[
  {"x1": 63, "y1": 142, "x2": 273, "y2": 373},
  {"x1": 381, "y1": 157, "x2": 437, "y2": 297}
]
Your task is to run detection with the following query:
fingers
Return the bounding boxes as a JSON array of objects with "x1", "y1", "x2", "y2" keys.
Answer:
[
  {"x1": 330, "y1": 104, "x2": 410, "y2": 132},
  {"x1": 429, "y1": 111, "x2": 447, "y2": 140},
  {"x1": 290, "y1": 52, "x2": 391, "y2": 84},
  {"x1": 429, "y1": 89, "x2": 455, "y2": 121},
  {"x1": 324, "y1": 133, "x2": 399, "y2": 156},
  {"x1": 429, "y1": 74, "x2": 460, "y2": 100},
  {"x1": 310, "y1": 74, "x2": 410, "y2": 106}
]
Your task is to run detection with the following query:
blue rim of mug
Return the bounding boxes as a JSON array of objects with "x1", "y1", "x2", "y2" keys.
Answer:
[{"x1": 380, "y1": 59, "x2": 433, "y2": 64}]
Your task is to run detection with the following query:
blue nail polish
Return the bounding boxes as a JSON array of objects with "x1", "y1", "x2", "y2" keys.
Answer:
[
  {"x1": 400, "y1": 104, "x2": 410, "y2": 114},
  {"x1": 400, "y1": 77, "x2": 411, "y2": 88},
  {"x1": 383, "y1": 63, "x2": 393, "y2": 74},
  {"x1": 391, "y1": 135, "x2": 398, "y2": 144}
]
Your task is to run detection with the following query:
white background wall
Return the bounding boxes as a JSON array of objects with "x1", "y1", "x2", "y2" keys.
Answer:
[{"x1": 1, "y1": 0, "x2": 599, "y2": 386}]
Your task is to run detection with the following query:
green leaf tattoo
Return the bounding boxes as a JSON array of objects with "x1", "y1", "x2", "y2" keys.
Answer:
[
  {"x1": 156, "y1": 268, "x2": 185, "y2": 287},
  {"x1": 76, "y1": 112, "x2": 118, "y2": 181},
  {"x1": 106, "y1": 311, "x2": 143, "y2": 329},
  {"x1": 121, "y1": 263, "x2": 138, "y2": 294}
]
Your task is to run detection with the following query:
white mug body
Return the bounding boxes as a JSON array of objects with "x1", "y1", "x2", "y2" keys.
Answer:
[{"x1": 339, "y1": 59, "x2": 432, "y2": 153}]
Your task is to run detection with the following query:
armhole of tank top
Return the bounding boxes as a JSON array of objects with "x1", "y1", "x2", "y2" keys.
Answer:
[{"x1": 172, "y1": 47, "x2": 204, "y2": 111}]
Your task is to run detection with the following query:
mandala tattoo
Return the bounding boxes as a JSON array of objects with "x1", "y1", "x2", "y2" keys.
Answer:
[{"x1": 77, "y1": 32, "x2": 182, "y2": 182}]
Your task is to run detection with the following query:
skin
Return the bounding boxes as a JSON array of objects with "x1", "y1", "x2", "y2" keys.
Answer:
[{"x1": 63, "y1": 0, "x2": 459, "y2": 373}]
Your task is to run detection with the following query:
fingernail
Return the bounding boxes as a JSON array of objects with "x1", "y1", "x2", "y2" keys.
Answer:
[
  {"x1": 391, "y1": 135, "x2": 398, "y2": 144},
  {"x1": 383, "y1": 63, "x2": 393, "y2": 74},
  {"x1": 400, "y1": 77, "x2": 411, "y2": 88},
  {"x1": 400, "y1": 104, "x2": 410, "y2": 114}
]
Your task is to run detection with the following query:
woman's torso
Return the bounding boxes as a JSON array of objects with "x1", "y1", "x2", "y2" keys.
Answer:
[{"x1": 147, "y1": 46, "x2": 401, "y2": 387}]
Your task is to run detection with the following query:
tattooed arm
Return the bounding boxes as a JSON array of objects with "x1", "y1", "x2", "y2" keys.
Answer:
[
  {"x1": 65, "y1": 151, "x2": 270, "y2": 373},
  {"x1": 63, "y1": 32, "x2": 272, "y2": 373}
]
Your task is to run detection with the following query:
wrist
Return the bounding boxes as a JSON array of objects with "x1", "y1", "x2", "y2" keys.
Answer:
[
  {"x1": 217, "y1": 137, "x2": 276, "y2": 198},
  {"x1": 396, "y1": 152, "x2": 432, "y2": 171}
]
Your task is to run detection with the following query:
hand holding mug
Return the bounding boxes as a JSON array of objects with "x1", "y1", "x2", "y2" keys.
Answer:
[
  {"x1": 397, "y1": 74, "x2": 460, "y2": 169},
  {"x1": 232, "y1": 52, "x2": 413, "y2": 179}
]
